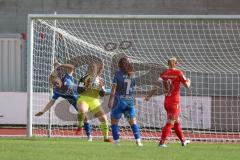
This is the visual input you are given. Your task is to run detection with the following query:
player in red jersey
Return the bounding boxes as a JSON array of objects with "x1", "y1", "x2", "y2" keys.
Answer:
[{"x1": 145, "y1": 57, "x2": 191, "y2": 147}]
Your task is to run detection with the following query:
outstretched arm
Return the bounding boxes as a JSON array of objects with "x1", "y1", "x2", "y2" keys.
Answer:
[
  {"x1": 108, "y1": 84, "x2": 116, "y2": 109},
  {"x1": 145, "y1": 78, "x2": 163, "y2": 101},
  {"x1": 184, "y1": 79, "x2": 191, "y2": 89},
  {"x1": 179, "y1": 71, "x2": 191, "y2": 89},
  {"x1": 35, "y1": 99, "x2": 55, "y2": 116},
  {"x1": 145, "y1": 86, "x2": 158, "y2": 101},
  {"x1": 98, "y1": 78, "x2": 106, "y2": 97},
  {"x1": 54, "y1": 62, "x2": 76, "y2": 76},
  {"x1": 134, "y1": 88, "x2": 144, "y2": 97},
  {"x1": 60, "y1": 64, "x2": 75, "y2": 72}
]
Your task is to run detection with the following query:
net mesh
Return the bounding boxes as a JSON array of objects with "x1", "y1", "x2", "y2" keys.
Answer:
[{"x1": 30, "y1": 15, "x2": 240, "y2": 142}]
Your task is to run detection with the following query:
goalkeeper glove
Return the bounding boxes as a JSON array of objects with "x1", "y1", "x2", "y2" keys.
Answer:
[{"x1": 99, "y1": 90, "x2": 106, "y2": 97}]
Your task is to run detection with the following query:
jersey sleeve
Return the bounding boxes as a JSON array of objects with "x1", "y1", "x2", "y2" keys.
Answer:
[
  {"x1": 52, "y1": 92, "x2": 59, "y2": 100},
  {"x1": 64, "y1": 78, "x2": 72, "y2": 86},
  {"x1": 179, "y1": 71, "x2": 187, "y2": 84},
  {"x1": 159, "y1": 71, "x2": 166, "y2": 81},
  {"x1": 63, "y1": 74, "x2": 73, "y2": 86}
]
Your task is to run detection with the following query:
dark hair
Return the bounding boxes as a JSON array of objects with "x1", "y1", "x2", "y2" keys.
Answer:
[{"x1": 118, "y1": 57, "x2": 134, "y2": 75}]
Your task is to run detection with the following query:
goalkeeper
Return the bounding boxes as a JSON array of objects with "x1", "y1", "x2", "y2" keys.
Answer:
[
  {"x1": 77, "y1": 62, "x2": 112, "y2": 142},
  {"x1": 35, "y1": 62, "x2": 92, "y2": 140}
]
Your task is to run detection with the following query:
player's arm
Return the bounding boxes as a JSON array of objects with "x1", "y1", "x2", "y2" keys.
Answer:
[
  {"x1": 184, "y1": 79, "x2": 191, "y2": 88},
  {"x1": 99, "y1": 78, "x2": 106, "y2": 97},
  {"x1": 134, "y1": 87, "x2": 142, "y2": 97},
  {"x1": 77, "y1": 75, "x2": 87, "y2": 93},
  {"x1": 77, "y1": 74, "x2": 95, "y2": 93},
  {"x1": 108, "y1": 72, "x2": 118, "y2": 108},
  {"x1": 179, "y1": 71, "x2": 191, "y2": 89},
  {"x1": 60, "y1": 64, "x2": 74, "y2": 71},
  {"x1": 79, "y1": 72, "x2": 94, "y2": 90},
  {"x1": 145, "y1": 77, "x2": 163, "y2": 101},
  {"x1": 55, "y1": 63, "x2": 76, "y2": 77},
  {"x1": 35, "y1": 99, "x2": 55, "y2": 116},
  {"x1": 108, "y1": 84, "x2": 116, "y2": 109}
]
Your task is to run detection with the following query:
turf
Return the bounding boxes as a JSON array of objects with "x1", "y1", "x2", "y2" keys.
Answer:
[{"x1": 0, "y1": 137, "x2": 239, "y2": 160}]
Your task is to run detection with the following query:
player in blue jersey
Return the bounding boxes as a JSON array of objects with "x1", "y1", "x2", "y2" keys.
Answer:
[
  {"x1": 35, "y1": 62, "x2": 92, "y2": 141},
  {"x1": 108, "y1": 57, "x2": 143, "y2": 146}
]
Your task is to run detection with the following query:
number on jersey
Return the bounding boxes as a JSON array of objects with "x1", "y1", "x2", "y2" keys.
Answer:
[
  {"x1": 165, "y1": 79, "x2": 173, "y2": 96},
  {"x1": 124, "y1": 78, "x2": 131, "y2": 95}
]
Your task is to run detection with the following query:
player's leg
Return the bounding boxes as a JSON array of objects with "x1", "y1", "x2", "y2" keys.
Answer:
[
  {"x1": 126, "y1": 101, "x2": 143, "y2": 146},
  {"x1": 77, "y1": 108, "x2": 92, "y2": 141},
  {"x1": 174, "y1": 119, "x2": 190, "y2": 146},
  {"x1": 77, "y1": 102, "x2": 89, "y2": 127},
  {"x1": 69, "y1": 97, "x2": 91, "y2": 137},
  {"x1": 159, "y1": 103, "x2": 175, "y2": 147},
  {"x1": 90, "y1": 98, "x2": 111, "y2": 142},
  {"x1": 110, "y1": 99, "x2": 124, "y2": 145},
  {"x1": 172, "y1": 107, "x2": 190, "y2": 146},
  {"x1": 173, "y1": 117, "x2": 184, "y2": 143},
  {"x1": 83, "y1": 118, "x2": 92, "y2": 141},
  {"x1": 159, "y1": 119, "x2": 174, "y2": 147},
  {"x1": 111, "y1": 118, "x2": 120, "y2": 145},
  {"x1": 128, "y1": 118, "x2": 143, "y2": 146},
  {"x1": 94, "y1": 109, "x2": 112, "y2": 142},
  {"x1": 76, "y1": 113, "x2": 92, "y2": 138},
  {"x1": 76, "y1": 97, "x2": 90, "y2": 135}
]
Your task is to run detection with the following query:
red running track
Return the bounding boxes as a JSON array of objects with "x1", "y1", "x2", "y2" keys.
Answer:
[{"x1": 0, "y1": 128, "x2": 239, "y2": 143}]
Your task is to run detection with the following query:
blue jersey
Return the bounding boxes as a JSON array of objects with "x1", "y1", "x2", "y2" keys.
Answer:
[
  {"x1": 112, "y1": 70, "x2": 136, "y2": 98},
  {"x1": 52, "y1": 74, "x2": 79, "y2": 110},
  {"x1": 111, "y1": 70, "x2": 136, "y2": 120}
]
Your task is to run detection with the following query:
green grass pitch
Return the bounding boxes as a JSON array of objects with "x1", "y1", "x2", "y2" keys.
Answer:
[{"x1": 0, "y1": 137, "x2": 239, "y2": 160}]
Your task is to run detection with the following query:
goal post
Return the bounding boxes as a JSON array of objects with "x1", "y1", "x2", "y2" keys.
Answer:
[
  {"x1": 27, "y1": 16, "x2": 34, "y2": 137},
  {"x1": 27, "y1": 14, "x2": 240, "y2": 142}
]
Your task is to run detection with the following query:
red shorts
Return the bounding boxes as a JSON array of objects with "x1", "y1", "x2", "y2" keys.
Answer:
[{"x1": 164, "y1": 102, "x2": 180, "y2": 119}]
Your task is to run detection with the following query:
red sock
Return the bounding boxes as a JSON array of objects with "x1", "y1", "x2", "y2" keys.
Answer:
[
  {"x1": 160, "y1": 123, "x2": 173, "y2": 144},
  {"x1": 174, "y1": 122, "x2": 184, "y2": 143}
]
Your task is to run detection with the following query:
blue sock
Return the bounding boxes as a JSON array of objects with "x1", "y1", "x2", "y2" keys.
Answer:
[
  {"x1": 111, "y1": 124, "x2": 119, "y2": 140},
  {"x1": 84, "y1": 122, "x2": 92, "y2": 136},
  {"x1": 131, "y1": 124, "x2": 141, "y2": 140}
]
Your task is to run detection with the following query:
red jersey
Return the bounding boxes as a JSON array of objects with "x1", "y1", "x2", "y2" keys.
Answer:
[{"x1": 160, "y1": 68, "x2": 187, "y2": 104}]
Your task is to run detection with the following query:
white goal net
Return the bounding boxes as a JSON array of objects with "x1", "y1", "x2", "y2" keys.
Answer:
[{"x1": 27, "y1": 15, "x2": 240, "y2": 142}]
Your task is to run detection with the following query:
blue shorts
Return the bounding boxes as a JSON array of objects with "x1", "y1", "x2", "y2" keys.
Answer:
[
  {"x1": 52, "y1": 94, "x2": 79, "y2": 111},
  {"x1": 65, "y1": 96, "x2": 78, "y2": 111},
  {"x1": 111, "y1": 98, "x2": 136, "y2": 120}
]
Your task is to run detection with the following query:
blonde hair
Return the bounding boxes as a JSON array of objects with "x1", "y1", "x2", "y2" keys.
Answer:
[{"x1": 168, "y1": 56, "x2": 177, "y2": 67}]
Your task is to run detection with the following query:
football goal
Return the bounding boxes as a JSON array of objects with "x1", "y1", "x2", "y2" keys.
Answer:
[{"x1": 27, "y1": 14, "x2": 240, "y2": 142}]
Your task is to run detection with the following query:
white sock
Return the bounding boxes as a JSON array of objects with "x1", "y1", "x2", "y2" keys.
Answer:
[{"x1": 114, "y1": 139, "x2": 120, "y2": 144}]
